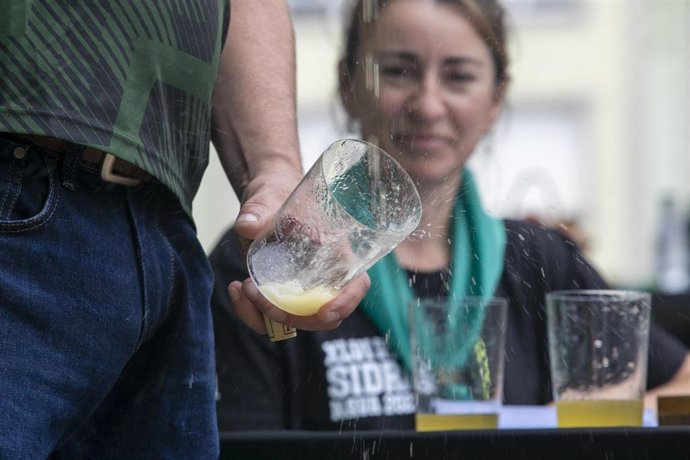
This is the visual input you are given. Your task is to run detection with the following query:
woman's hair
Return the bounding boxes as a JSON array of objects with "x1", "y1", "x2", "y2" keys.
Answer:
[{"x1": 341, "y1": 0, "x2": 510, "y2": 89}]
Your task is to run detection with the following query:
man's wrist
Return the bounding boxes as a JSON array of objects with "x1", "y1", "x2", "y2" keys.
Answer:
[{"x1": 250, "y1": 152, "x2": 302, "y2": 180}]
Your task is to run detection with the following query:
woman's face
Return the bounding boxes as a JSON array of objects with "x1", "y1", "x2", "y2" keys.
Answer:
[{"x1": 344, "y1": 0, "x2": 504, "y2": 186}]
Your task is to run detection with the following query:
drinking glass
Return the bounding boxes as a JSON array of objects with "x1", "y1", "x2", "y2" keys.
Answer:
[
  {"x1": 248, "y1": 139, "x2": 422, "y2": 340},
  {"x1": 546, "y1": 290, "x2": 651, "y2": 427},
  {"x1": 409, "y1": 297, "x2": 509, "y2": 431}
]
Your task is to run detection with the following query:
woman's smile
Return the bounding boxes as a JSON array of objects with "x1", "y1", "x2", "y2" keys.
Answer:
[{"x1": 393, "y1": 132, "x2": 453, "y2": 152}]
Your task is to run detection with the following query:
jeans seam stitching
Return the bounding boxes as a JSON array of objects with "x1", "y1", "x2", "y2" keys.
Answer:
[
  {"x1": 124, "y1": 189, "x2": 148, "y2": 350},
  {"x1": 158, "y1": 191, "x2": 177, "y2": 327},
  {"x1": 6, "y1": 163, "x2": 22, "y2": 218}
]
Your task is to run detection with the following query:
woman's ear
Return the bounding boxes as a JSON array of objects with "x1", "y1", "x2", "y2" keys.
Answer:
[{"x1": 338, "y1": 59, "x2": 358, "y2": 120}]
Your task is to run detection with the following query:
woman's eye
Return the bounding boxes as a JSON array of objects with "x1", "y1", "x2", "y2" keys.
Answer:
[
  {"x1": 380, "y1": 66, "x2": 413, "y2": 78},
  {"x1": 446, "y1": 71, "x2": 475, "y2": 84}
]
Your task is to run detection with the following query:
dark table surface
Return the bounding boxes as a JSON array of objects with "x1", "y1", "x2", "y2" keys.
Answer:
[{"x1": 220, "y1": 427, "x2": 690, "y2": 460}]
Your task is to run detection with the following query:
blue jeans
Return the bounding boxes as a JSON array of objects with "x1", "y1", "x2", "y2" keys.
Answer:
[{"x1": 0, "y1": 136, "x2": 218, "y2": 458}]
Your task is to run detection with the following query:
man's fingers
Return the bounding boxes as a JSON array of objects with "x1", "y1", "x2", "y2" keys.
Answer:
[
  {"x1": 316, "y1": 274, "x2": 370, "y2": 324},
  {"x1": 234, "y1": 171, "x2": 301, "y2": 243},
  {"x1": 233, "y1": 274, "x2": 371, "y2": 334},
  {"x1": 228, "y1": 281, "x2": 266, "y2": 334}
]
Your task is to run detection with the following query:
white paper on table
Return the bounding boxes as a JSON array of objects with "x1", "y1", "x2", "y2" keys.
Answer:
[{"x1": 497, "y1": 406, "x2": 658, "y2": 429}]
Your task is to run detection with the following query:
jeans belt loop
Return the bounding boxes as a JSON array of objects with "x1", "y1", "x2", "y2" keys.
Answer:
[
  {"x1": 100, "y1": 154, "x2": 142, "y2": 187},
  {"x1": 61, "y1": 144, "x2": 85, "y2": 191}
]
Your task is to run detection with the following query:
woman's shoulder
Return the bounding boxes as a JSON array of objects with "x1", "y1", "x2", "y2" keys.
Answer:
[
  {"x1": 503, "y1": 219, "x2": 579, "y2": 260},
  {"x1": 501, "y1": 219, "x2": 607, "y2": 290}
]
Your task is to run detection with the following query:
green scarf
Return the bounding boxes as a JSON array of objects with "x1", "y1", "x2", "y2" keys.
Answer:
[{"x1": 361, "y1": 169, "x2": 506, "y2": 373}]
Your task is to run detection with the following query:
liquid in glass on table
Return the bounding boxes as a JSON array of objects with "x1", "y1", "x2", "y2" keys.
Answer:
[
  {"x1": 409, "y1": 297, "x2": 508, "y2": 431},
  {"x1": 546, "y1": 290, "x2": 651, "y2": 427}
]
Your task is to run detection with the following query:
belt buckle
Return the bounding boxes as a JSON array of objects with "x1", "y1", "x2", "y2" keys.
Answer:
[{"x1": 100, "y1": 154, "x2": 142, "y2": 186}]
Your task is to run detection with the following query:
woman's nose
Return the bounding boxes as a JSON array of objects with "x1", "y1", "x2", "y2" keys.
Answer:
[{"x1": 406, "y1": 78, "x2": 446, "y2": 121}]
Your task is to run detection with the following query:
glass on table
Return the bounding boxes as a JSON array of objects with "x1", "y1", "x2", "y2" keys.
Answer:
[
  {"x1": 409, "y1": 297, "x2": 509, "y2": 431},
  {"x1": 248, "y1": 138, "x2": 422, "y2": 340},
  {"x1": 546, "y1": 290, "x2": 651, "y2": 427}
]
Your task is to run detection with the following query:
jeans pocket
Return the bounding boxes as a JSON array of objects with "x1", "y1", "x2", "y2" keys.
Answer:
[{"x1": 0, "y1": 143, "x2": 60, "y2": 233}]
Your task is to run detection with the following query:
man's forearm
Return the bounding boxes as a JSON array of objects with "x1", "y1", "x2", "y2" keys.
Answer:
[{"x1": 212, "y1": 0, "x2": 302, "y2": 200}]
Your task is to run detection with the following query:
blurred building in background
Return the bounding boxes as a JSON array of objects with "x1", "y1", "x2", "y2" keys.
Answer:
[{"x1": 193, "y1": 0, "x2": 690, "y2": 289}]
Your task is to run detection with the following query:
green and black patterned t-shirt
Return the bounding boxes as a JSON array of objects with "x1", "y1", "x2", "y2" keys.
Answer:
[{"x1": 0, "y1": 0, "x2": 230, "y2": 215}]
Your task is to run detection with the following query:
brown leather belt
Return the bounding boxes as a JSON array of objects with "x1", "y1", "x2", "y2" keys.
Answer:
[{"x1": 12, "y1": 134, "x2": 154, "y2": 186}]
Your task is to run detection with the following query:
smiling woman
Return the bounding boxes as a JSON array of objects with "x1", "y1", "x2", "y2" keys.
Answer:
[
  {"x1": 342, "y1": 2, "x2": 503, "y2": 191},
  {"x1": 339, "y1": 0, "x2": 507, "y2": 216}
]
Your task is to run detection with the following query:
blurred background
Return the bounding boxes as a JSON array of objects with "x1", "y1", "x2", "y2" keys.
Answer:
[{"x1": 193, "y1": 0, "x2": 690, "y2": 292}]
